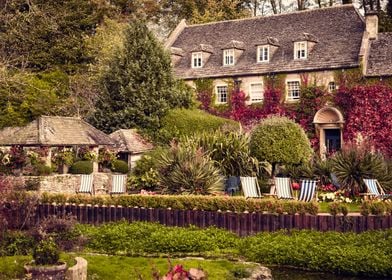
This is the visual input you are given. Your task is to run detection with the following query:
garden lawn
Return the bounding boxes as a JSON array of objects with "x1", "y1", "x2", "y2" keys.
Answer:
[
  {"x1": 0, "y1": 254, "x2": 256, "y2": 280},
  {"x1": 318, "y1": 202, "x2": 361, "y2": 213}
]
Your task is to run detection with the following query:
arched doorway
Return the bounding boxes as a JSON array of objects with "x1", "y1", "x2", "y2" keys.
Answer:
[{"x1": 313, "y1": 106, "x2": 344, "y2": 158}]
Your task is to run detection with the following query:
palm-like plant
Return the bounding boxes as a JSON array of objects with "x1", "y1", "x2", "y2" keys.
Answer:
[
  {"x1": 332, "y1": 143, "x2": 390, "y2": 195},
  {"x1": 156, "y1": 142, "x2": 224, "y2": 195},
  {"x1": 182, "y1": 131, "x2": 259, "y2": 177}
]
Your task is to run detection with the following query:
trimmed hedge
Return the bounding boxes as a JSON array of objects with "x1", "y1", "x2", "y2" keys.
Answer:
[
  {"x1": 40, "y1": 194, "x2": 319, "y2": 215},
  {"x1": 69, "y1": 161, "x2": 93, "y2": 174},
  {"x1": 158, "y1": 108, "x2": 240, "y2": 143},
  {"x1": 111, "y1": 160, "x2": 129, "y2": 174}
]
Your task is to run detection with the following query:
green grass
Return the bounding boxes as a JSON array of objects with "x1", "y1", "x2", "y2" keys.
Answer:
[
  {"x1": 0, "y1": 254, "x2": 255, "y2": 280},
  {"x1": 318, "y1": 202, "x2": 361, "y2": 213}
]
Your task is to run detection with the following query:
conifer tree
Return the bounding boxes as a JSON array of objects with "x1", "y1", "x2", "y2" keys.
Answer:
[{"x1": 89, "y1": 20, "x2": 192, "y2": 134}]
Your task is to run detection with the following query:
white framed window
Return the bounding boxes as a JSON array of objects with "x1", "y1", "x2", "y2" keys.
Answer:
[
  {"x1": 216, "y1": 85, "x2": 228, "y2": 104},
  {"x1": 223, "y1": 49, "x2": 235, "y2": 66},
  {"x1": 328, "y1": 81, "x2": 336, "y2": 93},
  {"x1": 249, "y1": 83, "x2": 264, "y2": 103},
  {"x1": 294, "y1": 41, "x2": 307, "y2": 59},
  {"x1": 286, "y1": 80, "x2": 300, "y2": 101},
  {"x1": 192, "y1": 52, "x2": 203, "y2": 68},
  {"x1": 257, "y1": 45, "x2": 269, "y2": 62}
]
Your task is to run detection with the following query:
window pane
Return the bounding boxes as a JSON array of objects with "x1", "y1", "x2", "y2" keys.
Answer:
[
  {"x1": 216, "y1": 86, "x2": 228, "y2": 103},
  {"x1": 287, "y1": 81, "x2": 300, "y2": 100},
  {"x1": 250, "y1": 83, "x2": 264, "y2": 102}
]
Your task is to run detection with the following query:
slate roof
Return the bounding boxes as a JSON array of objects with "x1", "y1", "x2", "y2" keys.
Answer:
[
  {"x1": 109, "y1": 129, "x2": 153, "y2": 154},
  {"x1": 0, "y1": 116, "x2": 115, "y2": 146},
  {"x1": 366, "y1": 33, "x2": 392, "y2": 77},
  {"x1": 170, "y1": 5, "x2": 365, "y2": 79}
]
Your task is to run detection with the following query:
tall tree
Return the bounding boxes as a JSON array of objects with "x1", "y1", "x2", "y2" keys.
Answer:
[
  {"x1": 89, "y1": 21, "x2": 192, "y2": 134},
  {"x1": 0, "y1": 0, "x2": 110, "y2": 71}
]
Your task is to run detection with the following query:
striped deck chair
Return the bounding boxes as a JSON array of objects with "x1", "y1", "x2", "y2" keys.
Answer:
[
  {"x1": 298, "y1": 180, "x2": 318, "y2": 202},
  {"x1": 77, "y1": 174, "x2": 94, "y2": 195},
  {"x1": 274, "y1": 177, "x2": 293, "y2": 199},
  {"x1": 240, "y1": 177, "x2": 262, "y2": 199},
  {"x1": 110, "y1": 174, "x2": 127, "y2": 195},
  {"x1": 363, "y1": 179, "x2": 392, "y2": 200}
]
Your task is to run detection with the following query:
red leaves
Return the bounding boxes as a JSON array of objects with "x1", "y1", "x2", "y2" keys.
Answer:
[{"x1": 335, "y1": 84, "x2": 392, "y2": 157}]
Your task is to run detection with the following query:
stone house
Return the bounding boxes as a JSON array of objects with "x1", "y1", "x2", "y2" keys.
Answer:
[
  {"x1": 109, "y1": 129, "x2": 154, "y2": 169},
  {"x1": 165, "y1": 4, "x2": 392, "y2": 156}
]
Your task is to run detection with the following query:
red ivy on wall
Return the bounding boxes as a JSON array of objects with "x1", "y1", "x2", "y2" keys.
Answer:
[
  {"x1": 335, "y1": 84, "x2": 392, "y2": 157},
  {"x1": 196, "y1": 82, "x2": 392, "y2": 157}
]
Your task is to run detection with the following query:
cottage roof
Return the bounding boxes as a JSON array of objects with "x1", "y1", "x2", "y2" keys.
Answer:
[
  {"x1": 366, "y1": 33, "x2": 392, "y2": 77},
  {"x1": 0, "y1": 116, "x2": 115, "y2": 146},
  {"x1": 109, "y1": 129, "x2": 153, "y2": 154},
  {"x1": 169, "y1": 5, "x2": 365, "y2": 79}
]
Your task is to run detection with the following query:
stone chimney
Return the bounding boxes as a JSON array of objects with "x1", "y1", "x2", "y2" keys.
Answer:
[{"x1": 365, "y1": 11, "x2": 378, "y2": 40}]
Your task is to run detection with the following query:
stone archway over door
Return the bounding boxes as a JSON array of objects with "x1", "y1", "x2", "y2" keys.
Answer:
[{"x1": 313, "y1": 106, "x2": 344, "y2": 159}]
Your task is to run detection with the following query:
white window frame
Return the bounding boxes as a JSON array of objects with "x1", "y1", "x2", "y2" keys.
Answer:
[
  {"x1": 223, "y1": 49, "x2": 235, "y2": 66},
  {"x1": 328, "y1": 81, "x2": 337, "y2": 93},
  {"x1": 294, "y1": 41, "x2": 307, "y2": 60},
  {"x1": 192, "y1": 52, "x2": 203, "y2": 68},
  {"x1": 257, "y1": 45, "x2": 269, "y2": 63},
  {"x1": 286, "y1": 80, "x2": 301, "y2": 101},
  {"x1": 215, "y1": 85, "x2": 228, "y2": 104},
  {"x1": 249, "y1": 82, "x2": 264, "y2": 103}
]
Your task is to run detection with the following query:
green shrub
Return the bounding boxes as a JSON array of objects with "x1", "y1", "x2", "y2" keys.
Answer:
[
  {"x1": 0, "y1": 231, "x2": 34, "y2": 256},
  {"x1": 111, "y1": 160, "x2": 129, "y2": 174},
  {"x1": 69, "y1": 161, "x2": 93, "y2": 174},
  {"x1": 35, "y1": 164, "x2": 52, "y2": 176},
  {"x1": 129, "y1": 148, "x2": 166, "y2": 191},
  {"x1": 157, "y1": 108, "x2": 239, "y2": 144},
  {"x1": 77, "y1": 221, "x2": 239, "y2": 255},
  {"x1": 32, "y1": 238, "x2": 60, "y2": 266},
  {"x1": 240, "y1": 230, "x2": 392, "y2": 277},
  {"x1": 250, "y1": 116, "x2": 313, "y2": 176},
  {"x1": 327, "y1": 202, "x2": 348, "y2": 216}
]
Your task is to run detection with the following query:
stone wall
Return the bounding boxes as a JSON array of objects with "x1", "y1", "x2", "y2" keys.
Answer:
[
  {"x1": 9, "y1": 173, "x2": 112, "y2": 194},
  {"x1": 65, "y1": 257, "x2": 87, "y2": 280}
]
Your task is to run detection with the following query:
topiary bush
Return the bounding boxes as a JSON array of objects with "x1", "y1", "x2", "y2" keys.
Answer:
[
  {"x1": 157, "y1": 108, "x2": 240, "y2": 144},
  {"x1": 250, "y1": 116, "x2": 313, "y2": 176},
  {"x1": 111, "y1": 160, "x2": 129, "y2": 174},
  {"x1": 69, "y1": 161, "x2": 93, "y2": 174},
  {"x1": 32, "y1": 238, "x2": 60, "y2": 266}
]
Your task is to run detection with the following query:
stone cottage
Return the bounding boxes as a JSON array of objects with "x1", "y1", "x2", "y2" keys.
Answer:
[{"x1": 165, "y1": 4, "x2": 392, "y2": 156}]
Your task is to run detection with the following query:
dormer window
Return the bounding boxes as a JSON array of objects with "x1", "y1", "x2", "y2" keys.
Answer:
[
  {"x1": 257, "y1": 45, "x2": 269, "y2": 62},
  {"x1": 192, "y1": 52, "x2": 203, "y2": 68},
  {"x1": 294, "y1": 41, "x2": 307, "y2": 59},
  {"x1": 223, "y1": 49, "x2": 235, "y2": 66}
]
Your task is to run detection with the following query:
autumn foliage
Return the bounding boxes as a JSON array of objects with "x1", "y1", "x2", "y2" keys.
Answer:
[{"x1": 335, "y1": 84, "x2": 392, "y2": 157}]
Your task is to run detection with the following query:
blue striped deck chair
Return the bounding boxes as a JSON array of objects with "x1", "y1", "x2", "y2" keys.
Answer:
[
  {"x1": 110, "y1": 174, "x2": 127, "y2": 195},
  {"x1": 77, "y1": 174, "x2": 94, "y2": 195},
  {"x1": 240, "y1": 177, "x2": 262, "y2": 199},
  {"x1": 274, "y1": 177, "x2": 293, "y2": 199},
  {"x1": 363, "y1": 179, "x2": 392, "y2": 200},
  {"x1": 298, "y1": 180, "x2": 318, "y2": 202}
]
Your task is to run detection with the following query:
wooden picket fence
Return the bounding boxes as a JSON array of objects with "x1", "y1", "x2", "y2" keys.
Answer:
[{"x1": 28, "y1": 204, "x2": 392, "y2": 236}]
